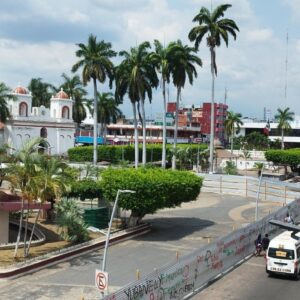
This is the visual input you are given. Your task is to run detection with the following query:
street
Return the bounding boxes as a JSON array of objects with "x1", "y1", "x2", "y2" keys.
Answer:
[
  {"x1": 0, "y1": 192, "x2": 281, "y2": 299},
  {"x1": 195, "y1": 255, "x2": 300, "y2": 300}
]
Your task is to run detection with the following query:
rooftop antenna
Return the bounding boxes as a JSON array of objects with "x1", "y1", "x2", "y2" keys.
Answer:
[
  {"x1": 284, "y1": 30, "x2": 289, "y2": 101},
  {"x1": 224, "y1": 87, "x2": 227, "y2": 105}
]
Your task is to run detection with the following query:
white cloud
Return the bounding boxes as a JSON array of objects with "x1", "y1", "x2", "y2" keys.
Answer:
[{"x1": 246, "y1": 28, "x2": 273, "y2": 42}]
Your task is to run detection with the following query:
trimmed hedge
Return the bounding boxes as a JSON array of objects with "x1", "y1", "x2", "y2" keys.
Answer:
[
  {"x1": 265, "y1": 149, "x2": 300, "y2": 171},
  {"x1": 65, "y1": 179, "x2": 102, "y2": 200},
  {"x1": 67, "y1": 144, "x2": 208, "y2": 163},
  {"x1": 100, "y1": 168, "x2": 202, "y2": 218}
]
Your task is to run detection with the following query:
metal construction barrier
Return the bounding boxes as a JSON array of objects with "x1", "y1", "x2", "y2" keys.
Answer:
[
  {"x1": 200, "y1": 174, "x2": 300, "y2": 204},
  {"x1": 104, "y1": 198, "x2": 300, "y2": 300}
]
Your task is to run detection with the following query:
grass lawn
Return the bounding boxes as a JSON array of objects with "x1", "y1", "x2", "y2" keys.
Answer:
[{"x1": 0, "y1": 217, "x2": 104, "y2": 267}]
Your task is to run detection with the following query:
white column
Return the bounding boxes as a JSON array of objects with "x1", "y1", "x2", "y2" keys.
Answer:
[{"x1": 0, "y1": 210, "x2": 9, "y2": 244}]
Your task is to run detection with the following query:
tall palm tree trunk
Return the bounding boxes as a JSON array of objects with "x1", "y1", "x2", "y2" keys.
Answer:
[
  {"x1": 209, "y1": 47, "x2": 216, "y2": 174},
  {"x1": 281, "y1": 128, "x2": 284, "y2": 149},
  {"x1": 172, "y1": 87, "x2": 181, "y2": 170},
  {"x1": 140, "y1": 97, "x2": 147, "y2": 166},
  {"x1": 14, "y1": 198, "x2": 24, "y2": 258},
  {"x1": 162, "y1": 80, "x2": 167, "y2": 168},
  {"x1": 230, "y1": 125, "x2": 234, "y2": 159},
  {"x1": 93, "y1": 78, "x2": 98, "y2": 165},
  {"x1": 132, "y1": 101, "x2": 139, "y2": 168}
]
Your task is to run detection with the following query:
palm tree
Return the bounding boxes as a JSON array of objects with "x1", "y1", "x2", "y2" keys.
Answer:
[
  {"x1": 72, "y1": 34, "x2": 116, "y2": 165},
  {"x1": 150, "y1": 40, "x2": 183, "y2": 168},
  {"x1": 28, "y1": 78, "x2": 56, "y2": 107},
  {"x1": 115, "y1": 42, "x2": 158, "y2": 167},
  {"x1": 25, "y1": 156, "x2": 71, "y2": 256},
  {"x1": 59, "y1": 73, "x2": 87, "y2": 130},
  {"x1": 189, "y1": 4, "x2": 239, "y2": 173},
  {"x1": 275, "y1": 107, "x2": 294, "y2": 149},
  {"x1": 96, "y1": 92, "x2": 122, "y2": 143},
  {"x1": 0, "y1": 82, "x2": 14, "y2": 123},
  {"x1": 5, "y1": 137, "x2": 44, "y2": 257},
  {"x1": 224, "y1": 111, "x2": 243, "y2": 157},
  {"x1": 170, "y1": 40, "x2": 202, "y2": 170}
]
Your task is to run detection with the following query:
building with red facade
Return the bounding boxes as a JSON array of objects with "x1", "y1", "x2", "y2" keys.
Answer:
[{"x1": 200, "y1": 102, "x2": 228, "y2": 142}]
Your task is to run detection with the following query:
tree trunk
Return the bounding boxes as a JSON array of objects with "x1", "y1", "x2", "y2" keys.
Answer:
[
  {"x1": 14, "y1": 198, "x2": 24, "y2": 258},
  {"x1": 162, "y1": 80, "x2": 167, "y2": 168},
  {"x1": 281, "y1": 128, "x2": 284, "y2": 150},
  {"x1": 172, "y1": 87, "x2": 180, "y2": 170},
  {"x1": 230, "y1": 125, "x2": 234, "y2": 159},
  {"x1": 132, "y1": 101, "x2": 139, "y2": 168},
  {"x1": 23, "y1": 201, "x2": 29, "y2": 257},
  {"x1": 140, "y1": 97, "x2": 147, "y2": 166},
  {"x1": 209, "y1": 47, "x2": 216, "y2": 174},
  {"x1": 93, "y1": 78, "x2": 98, "y2": 165},
  {"x1": 25, "y1": 205, "x2": 41, "y2": 257},
  {"x1": 128, "y1": 210, "x2": 144, "y2": 227},
  {"x1": 103, "y1": 123, "x2": 107, "y2": 145}
]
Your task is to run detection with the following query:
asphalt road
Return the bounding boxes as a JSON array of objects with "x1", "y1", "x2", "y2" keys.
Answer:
[
  {"x1": 0, "y1": 193, "x2": 281, "y2": 300},
  {"x1": 194, "y1": 255, "x2": 300, "y2": 300}
]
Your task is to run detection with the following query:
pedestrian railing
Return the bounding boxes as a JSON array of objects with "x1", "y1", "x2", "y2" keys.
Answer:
[{"x1": 200, "y1": 174, "x2": 300, "y2": 204}]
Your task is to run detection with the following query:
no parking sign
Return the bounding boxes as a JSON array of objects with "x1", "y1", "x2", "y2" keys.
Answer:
[{"x1": 95, "y1": 269, "x2": 109, "y2": 292}]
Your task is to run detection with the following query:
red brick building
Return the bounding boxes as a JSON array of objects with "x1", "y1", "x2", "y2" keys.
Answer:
[
  {"x1": 167, "y1": 101, "x2": 228, "y2": 143},
  {"x1": 200, "y1": 102, "x2": 228, "y2": 142}
]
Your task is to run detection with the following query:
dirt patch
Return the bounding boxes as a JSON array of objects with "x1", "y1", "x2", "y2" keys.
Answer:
[{"x1": 0, "y1": 217, "x2": 104, "y2": 268}]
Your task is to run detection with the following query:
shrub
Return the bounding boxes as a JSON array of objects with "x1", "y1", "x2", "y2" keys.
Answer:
[
  {"x1": 64, "y1": 179, "x2": 102, "y2": 201},
  {"x1": 223, "y1": 161, "x2": 238, "y2": 175},
  {"x1": 55, "y1": 199, "x2": 89, "y2": 243},
  {"x1": 100, "y1": 168, "x2": 202, "y2": 225},
  {"x1": 67, "y1": 144, "x2": 208, "y2": 163},
  {"x1": 265, "y1": 149, "x2": 300, "y2": 172}
]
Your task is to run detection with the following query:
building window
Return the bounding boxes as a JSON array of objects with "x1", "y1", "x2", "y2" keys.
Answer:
[
  {"x1": 19, "y1": 102, "x2": 28, "y2": 117},
  {"x1": 40, "y1": 127, "x2": 47, "y2": 138},
  {"x1": 62, "y1": 106, "x2": 69, "y2": 119}
]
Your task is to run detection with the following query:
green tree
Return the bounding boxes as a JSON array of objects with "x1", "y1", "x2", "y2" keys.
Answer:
[
  {"x1": 5, "y1": 137, "x2": 44, "y2": 257},
  {"x1": 28, "y1": 78, "x2": 56, "y2": 107},
  {"x1": 96, "y1": 92, "x2": 122, "y2": 143},
  {"x1": 115, "y1": 42, "x2": 159, "y2": 167},
  {"x1": 224, "y1": 111, "x2": 243, "y2": 156},
  {"x1": 0, "y1": 82, "x2": 14, "y2": 123},
  {"x1": 72, "y1": 34, "x2": 116, "y2": 165},
  {"x1": 274, "y1": 107, "x2": 294, "y2": 149},
  {"x1": 150, "y1": 40, "x2": 183, "y2": 168},
  {"x1": 59, "y1": 73, "x2": 87, "y2": 129},
  {"x1": 100, "y1": 168, "x2": 202, "y2": 226},
  {"x1": 189, "y1": 4, "x2": 239, "y2": 173},
  {"x1": 25, "y1": 156, "x2": 71, "y2": 256},
  {"x1": 171, "y1": 40, "x2": 202, "y2": 170}
]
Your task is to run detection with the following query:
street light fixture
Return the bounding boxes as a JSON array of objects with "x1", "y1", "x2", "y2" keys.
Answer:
[{"x1": 101, "y1": 189, "x2": 136, "y2": 272}]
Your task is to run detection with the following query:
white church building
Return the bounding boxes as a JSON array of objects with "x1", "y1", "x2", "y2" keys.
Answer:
[{"x1": 0, "y1": 85, "x2": 75, "y2": 155}]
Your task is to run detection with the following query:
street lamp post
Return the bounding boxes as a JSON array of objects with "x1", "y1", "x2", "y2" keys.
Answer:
[
  {"x1": 101, "y1": 189, "x2": 136, "y2": 272},
  {"x1": 255, "y1": 164, "x2": 264, "y2": 221}
]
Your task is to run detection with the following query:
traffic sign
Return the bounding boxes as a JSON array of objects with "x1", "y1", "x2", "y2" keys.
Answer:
[{"x1": 95, "y1": 269, "x2": 109, "y2": 292}]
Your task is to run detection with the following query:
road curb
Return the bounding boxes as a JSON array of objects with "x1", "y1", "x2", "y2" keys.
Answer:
[{"x1": 0, "y1": 223, "x2": 151, "y2": 279}]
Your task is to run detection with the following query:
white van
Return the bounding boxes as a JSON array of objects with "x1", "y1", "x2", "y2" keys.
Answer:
[{"x1": 266, "y1": 230, "x2": 300, "y2": 279}]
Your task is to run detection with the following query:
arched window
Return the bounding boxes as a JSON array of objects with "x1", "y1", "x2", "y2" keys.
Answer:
[
  {"x1": 62, "y1": 106, "x2": 70, "y2": 119},
  {"x1": 19, "y1": 102, "x2": 28, "y2": 117},
  {"x1": 40, "y1": 127, "x2": 47, "y2": 138}
]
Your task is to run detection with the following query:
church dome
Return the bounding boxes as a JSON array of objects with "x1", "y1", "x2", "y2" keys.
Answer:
[
  {"x1": 13, "y1": 86, "x2": 28, "y2": 94},
  {"x1": 54, "y1": 88, "x2": 69, "y2": 99}
]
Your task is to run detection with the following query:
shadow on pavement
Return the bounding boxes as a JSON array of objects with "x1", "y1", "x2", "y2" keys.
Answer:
[{"x1": 134, "y1": 217, "x2": 215, "y2": 241}]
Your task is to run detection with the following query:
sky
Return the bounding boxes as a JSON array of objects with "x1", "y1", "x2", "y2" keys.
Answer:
[{"x1": 0, "y1": 0, "x2": 299, "y2": 120}]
